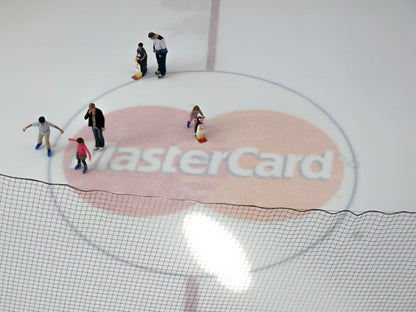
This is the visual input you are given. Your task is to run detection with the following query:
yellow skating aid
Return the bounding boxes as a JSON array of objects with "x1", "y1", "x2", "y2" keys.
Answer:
[
  {"x1": 131, "y1": 73, "x2": 143, "y2": 80},
  {"x1": 132, "y1": 59, "x2": 142, "y2": 80},
  {"x1": 195, "y1": 121, "x2": 207, "y2": 143}
]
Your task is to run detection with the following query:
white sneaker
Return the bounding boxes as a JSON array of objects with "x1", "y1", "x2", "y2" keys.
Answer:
[
  {"x1": 93, "y1": 147, "x2": 99, "y2": 150},
  {"x1": 99, "y1": 147, "x2": 104, "y2": 151}
]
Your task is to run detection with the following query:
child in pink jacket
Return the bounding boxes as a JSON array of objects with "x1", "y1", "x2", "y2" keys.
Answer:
[{"x1": 68, "y1": 137, "x2": 92, "y2": 174}]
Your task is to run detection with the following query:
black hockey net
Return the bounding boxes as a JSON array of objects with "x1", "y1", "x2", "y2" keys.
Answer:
[{"x1": 1, "y1": 173, "x2": 415, "y2": 311}]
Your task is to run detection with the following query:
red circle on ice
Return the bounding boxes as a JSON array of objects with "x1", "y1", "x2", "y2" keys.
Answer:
[{"x1": 63, "y1": 106, "x2": 344, "y2": 219}]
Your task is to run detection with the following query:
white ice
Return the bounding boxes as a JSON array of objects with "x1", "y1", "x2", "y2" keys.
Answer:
[{"x1": 1, "y1": 0, "x2": 416, "y2": 311}]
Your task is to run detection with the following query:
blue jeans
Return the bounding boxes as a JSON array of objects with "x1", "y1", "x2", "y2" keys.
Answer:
[
  {"x1": 92, "y1": 128, "x2": 105, "y2": 148},
  {"x1": 157, "y1": 53, "x2": 167, "y2": 75}
]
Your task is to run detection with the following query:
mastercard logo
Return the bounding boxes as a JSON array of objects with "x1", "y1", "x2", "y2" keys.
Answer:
[
  {"x1": 52, "y1": 72, "x2": 355, "y2": 217},
  {"x1": 61, "y1": 106, "x2": 345, "y2": 218},
  {"x1": 48, "y1": 71, "x2": 356, "y2": 272}
]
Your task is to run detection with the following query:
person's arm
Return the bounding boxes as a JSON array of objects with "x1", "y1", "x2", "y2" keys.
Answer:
[
  {"x1": 84, "y1": 110, "x2": 91, "y2": 120},
  {"x1": 85, "y1": 146, "x2": 92, "y2": 160},
  {"x1": 22, "y1": 124, "x2": 32, "y2": 132},
  {"x1": 53, "y1": 125, "x2": 64, "y2": 134},
  {"x1": 68, "y1": 138, "x2": 77, "y2": 143},
  {"x1": 100, "y1": 110, "x2": 105, "y2": 131}
]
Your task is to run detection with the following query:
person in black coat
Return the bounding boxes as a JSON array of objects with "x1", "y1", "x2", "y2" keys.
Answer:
[{"x1": 84, "y1": 103, "x2": 105, "y2": 150}]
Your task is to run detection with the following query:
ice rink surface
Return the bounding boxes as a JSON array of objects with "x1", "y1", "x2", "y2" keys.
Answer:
[
  {"x1": 0, "y1": 1, "x2": 416, "y2": 311},
  {"x1": 1, "y1": 0, "x2": 415, "y2": 213}
]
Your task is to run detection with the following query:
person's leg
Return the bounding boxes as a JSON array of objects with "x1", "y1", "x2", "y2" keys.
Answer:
[
  {"x1": 187, "y1": 117, "x2": 194, "y2": 128},
  {"x1": 92, "y1": 128, "x2": 99, "y2": 148},
  {"x1": 82, "y1": 159, "x2": 88, "y2": 173},
  {"x1": 139, "y1": 60, "x2": 147, "y2": 76},
  {"x1": 44, "y1": 134, "x2": 51, "y2": 150},
  {"x1": 159, "y1": 53, "x2": 167, "y2": 76},
  {"x1": 97, "y1": 128, "x2": 105, "y2": 148},
  {"x1": 75, "y1": 158, "x2": 81, "y2": 169},
  {"x1": 36, "y1": 134, "x2": 43, "y2": 149},
  {"x1": 156, "y1": 55, "x2": 161, "y2": 73}
]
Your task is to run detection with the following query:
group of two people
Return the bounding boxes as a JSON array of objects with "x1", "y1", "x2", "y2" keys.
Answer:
[
  {"x1": 136, "y1": 32, "x2": 168, "y2": 79},
  {"x1": 23, "y1": 103, "x2": 105, "y2": 173}
]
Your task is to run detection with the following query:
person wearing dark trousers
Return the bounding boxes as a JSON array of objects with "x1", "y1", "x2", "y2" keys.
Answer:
[
  {"x1": 148, "y1": 32, "x2": 168, "y2": 78},
  {"x1": 68, "y1": 137, "x2": 91, "y2": 174},
  {"x1": 84, "y1": 103, "x2": 105, "y2": 150},
  {"x1": 136, "y1": 42, "x2": 147, "y2": 76}
]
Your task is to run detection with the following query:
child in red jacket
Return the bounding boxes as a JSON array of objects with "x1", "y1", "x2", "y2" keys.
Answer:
[{"x1": 68, "y1": 137, "x2": 92, "y2": 174}]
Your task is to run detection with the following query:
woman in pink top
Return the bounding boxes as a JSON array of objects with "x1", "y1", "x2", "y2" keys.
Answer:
[{"x1": 68, "y1": 138, "x2": 92, "y2": 174}]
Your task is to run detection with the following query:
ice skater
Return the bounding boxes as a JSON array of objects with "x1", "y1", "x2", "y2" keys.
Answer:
[
  {"x1": 68, "y1": 137, "x2": 91, "y2": 174},
  {"x1": 136, "y1": 42, "x2": 147, "y2": 76},
  {"x1": 148, "y1": 32, "x2": 168, "y2": 78},
  {"x1": 22, "y1": 116, "x2": 64, "y2": 157},
  {"x1": 132, "y1": 42, "x2": 148, "y2": 80},
  {"x1": 187, "y1": 105, "x2": 205, "y2": 128},
  {"x1": 84, "y1": 103, "x2": 105, "y2": 150}
]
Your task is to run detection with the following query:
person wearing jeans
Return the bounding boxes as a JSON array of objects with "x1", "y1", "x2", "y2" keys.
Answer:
[
  {"x1": 92, "y1": 127, "x2": 105, "y2": 150},
  {"x1": 84, "y1": 103, "x2": 105, "y2": 150},
  {"x1": 148, "y1": 32, "x2": 168, "y2": 78}
]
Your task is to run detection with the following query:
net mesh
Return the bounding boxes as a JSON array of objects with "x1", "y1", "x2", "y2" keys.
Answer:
[{"x1": 1, "y1": 173, "x2": 415, "y2": 311}]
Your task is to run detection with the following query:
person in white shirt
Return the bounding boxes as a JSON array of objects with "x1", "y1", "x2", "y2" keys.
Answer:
[
  {"x1": 23, "y1": 116, "x2": 64, "y2": 157},
  {"x1": 148, "y1": 32, "x2": 168, "y2": 78}
]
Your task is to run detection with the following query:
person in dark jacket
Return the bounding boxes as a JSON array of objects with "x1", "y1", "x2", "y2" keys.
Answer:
[
  {"x1": 84, "y1": 103, "x2": 105, "y2": 150},
  {"x1": 136, "y1": 42, "x2": 147, "y2": 76}
]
